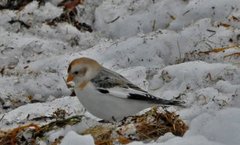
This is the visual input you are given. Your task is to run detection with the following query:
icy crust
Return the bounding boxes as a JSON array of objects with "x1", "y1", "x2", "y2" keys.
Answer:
[
  {"x1": 94, "y1": 0, "x2": 240, "y2": 39},
  {"x1": 129, "y1": 108, "x2": 240, "y2": 145},
  {"x1": 149, "y1": 61, "x2": 240, "y2": 101},
  {"x1": 0, "y1": 0, "x2": 240, "y2": 145},
  {"x1": 60, "y1": 131, "x2": 95, "y2": 145},
  {"x1": 0, "y1": 97, "x2": 84, "y2": 130}
]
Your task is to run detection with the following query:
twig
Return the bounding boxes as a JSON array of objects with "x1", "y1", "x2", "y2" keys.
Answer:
[
  {"x1": 183, "y1": 9, "x2": 192, "y2": 16},
  {"x1": 106, "y1": 16, "x2": 120, "y2": 24},
  {"x1": 177, "y1": 38, "x2": 182, "y2": 60},
  {"x1": 0, "y1": 114, "x2": 5, "y2": 122},
  {"x1": 206, "y1": 29, "x2": 216, "y2": 38}
]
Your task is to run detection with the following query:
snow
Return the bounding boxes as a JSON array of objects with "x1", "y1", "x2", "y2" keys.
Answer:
[
  {"x1": 0, "y1": 97, "x2": 84, "y2": 130},
  {"x1": 129, "y1": 108, "x2": 240, "y2": 145},
  {"x1": 187, "y1": 108, "x2": 240, "y2": 145},
  {"x1": 60, "y1": 131, "x2": 95, "y2": 145},
  {"x1": 130, "y1": 109, "x2": 240, "y2": 145},
  {"x1": 129, "y1": 136, "x2": 225, "y2": 145},
  {"x1": 0, "y1": 0, "x2": 240, "y2": 145}
]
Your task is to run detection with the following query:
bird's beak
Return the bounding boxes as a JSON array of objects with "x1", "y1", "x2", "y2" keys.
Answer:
[{"x1": 67, "y1": 74, "x2": 74, "y2": 83}]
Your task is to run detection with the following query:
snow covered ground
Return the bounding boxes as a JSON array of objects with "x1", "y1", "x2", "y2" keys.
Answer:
[{"x1": 0, "y1": 0, "x2": 240, "y2": 145}]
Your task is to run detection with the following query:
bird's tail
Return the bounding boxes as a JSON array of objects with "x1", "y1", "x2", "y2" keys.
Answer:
[
  {"x1": 127, "y1": 93, "x2": 185, "y2": 107},
  {"x1": 158, "y1": 98, "x2": 186, "y2": 107}
]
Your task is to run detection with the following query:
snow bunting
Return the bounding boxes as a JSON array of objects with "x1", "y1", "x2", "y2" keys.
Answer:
[{"x1": 67, "y1": 57, "x2": 182, "y2": 121}]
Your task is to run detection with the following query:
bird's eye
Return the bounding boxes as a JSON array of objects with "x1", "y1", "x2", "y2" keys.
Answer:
[{"x1": 73, "y1": 71, "x2": 79, "y2": 75}]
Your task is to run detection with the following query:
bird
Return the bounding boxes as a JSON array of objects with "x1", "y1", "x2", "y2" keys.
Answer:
[{"x1": 66, "y1": 57, "x2": 183, "y2": 121}]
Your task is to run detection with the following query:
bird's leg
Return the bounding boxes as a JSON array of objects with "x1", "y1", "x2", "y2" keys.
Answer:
[{"x1": 112, "y1": 116, "x2": 117, "y2": 122}]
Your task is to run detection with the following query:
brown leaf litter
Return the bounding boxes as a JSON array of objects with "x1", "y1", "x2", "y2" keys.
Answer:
[
  {"x1": 82, "y1": 107, "x2": 188, "y2": 145},
  {"x1": 0, "y1": 107, "x2": 188, "y2": 145},
  {"x1": 0, "y1": 116, "x2": 83, "y2": 145}
]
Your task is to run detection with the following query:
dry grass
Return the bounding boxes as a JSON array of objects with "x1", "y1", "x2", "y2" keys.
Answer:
[
  {"x1": 0, "y1": 108, "x2": 188, "y2": 145},
  {"x1": 199, "y1": 45, "x2": 239, "y2": 55},
  {"x1": 134, "y1": 107, "x2": 188, "y2": 139},
  {"x1": 0, "y1": 124, "x2": 40, "y2": 145},
  {"x1": 83, "y1": 125, "x2": 114, "y2": 145},
  {"x1": 82, "y1": 107, "x2": 188, "y2": 145},
  {"x1": 0, "y1": 116, "x2": 83, "y2": 145}
]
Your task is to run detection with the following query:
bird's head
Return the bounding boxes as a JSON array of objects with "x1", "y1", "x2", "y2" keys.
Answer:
[{"x1": 67, "y1": 57, "x2": 101, "y2": 89}]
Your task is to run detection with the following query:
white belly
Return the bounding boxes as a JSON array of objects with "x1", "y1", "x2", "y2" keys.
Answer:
[{"x1": 75, "y1": 83, "x2": 152, "y2": 121}]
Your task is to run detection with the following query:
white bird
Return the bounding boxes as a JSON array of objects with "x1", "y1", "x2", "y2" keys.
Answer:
[{"x1": 67, "y1": 57, "x2": 182, "y2": 121}]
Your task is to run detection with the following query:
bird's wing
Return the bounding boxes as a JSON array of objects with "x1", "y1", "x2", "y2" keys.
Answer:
[{"x1": 91, "y1": 68, "x2": 182, "y2": 106}]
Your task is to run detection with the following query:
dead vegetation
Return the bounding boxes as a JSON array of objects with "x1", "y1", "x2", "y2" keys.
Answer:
[
  {"x1": 0, "y1": 107, "x2": 188, "y2": 145},
  {"x1": 176, "y1": 45, "x2": 240, "y2": 64},
  {"x1": 0, "y1": 124, "x2": 40, "y2": 145},
  {"x1": 46, "y1": 0, "x2": 93, "y2": 32},
  {"x1": 199, "y1": 45, "x2": 240, "y2": 60},
  {"x1": 45, "y1": 12, "x2": 93, "y2": 32},
  {"x1": 0, "y1": 116, "x2": 83, "y2": 145},
  {"x1": 1, "y1": 0, "x2": 92, "y2": 33},
  {"x1": 83, "y1": 107, "x2": 188, "y2": 145}
]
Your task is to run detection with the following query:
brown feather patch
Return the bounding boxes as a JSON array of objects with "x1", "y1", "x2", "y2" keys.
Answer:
[
  {"x1": 68, "y1": 57, "x2": 101, "y2": 72},
  {"x1": 79, "y1": 67, "x2": 87, "y2": 76}
]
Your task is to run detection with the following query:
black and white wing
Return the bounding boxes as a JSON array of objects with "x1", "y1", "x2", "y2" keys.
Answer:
[{"x1": 91, "y1": 67, "x2": 182, "y2": 106}]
